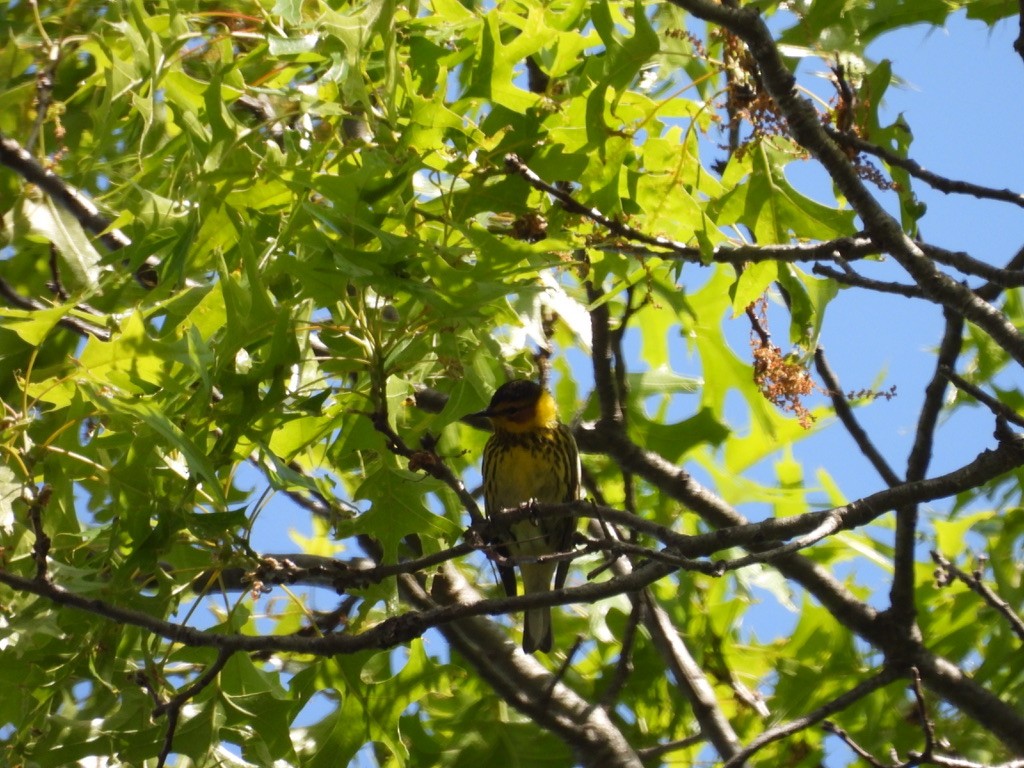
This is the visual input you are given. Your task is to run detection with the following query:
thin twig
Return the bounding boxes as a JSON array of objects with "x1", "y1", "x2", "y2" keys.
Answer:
[
  {"x1": 27, "y1": 484, "x2": 53, "y2": 581},
  {"x1": 0, "y1": 276, "x2": 112, "y2": 340},
  {"x1": 152, "y1": 647, "x2": 234, "y2": 768},
  {"x1": 823, "y1": 720, "x2": 888, "y2": 767},
  {"x1": 597, "y1": 596, "x2": 643, "y2": 710},
  {"x1": 505, "y1": 153, "x2": 877, "y2": 265},
  {"x1": 825, "y1": 126, "x2": 1024, "y2": 210},
  {"x1": 891, "y1": 311, "x2": 963, "y2": 627},
  {"x1": 907, "y1": 310, "x2": 964, "y2": 482},
  {"x1": 922, "y1": 243, "x2": 1024, "y2": 287},
  {"x1": 908, "y1": 667, "x2": 939, "y2": 759},
  {"x1": 369, "y1": 410, "x2": 485, "y2": 526},
  {"x1": 940, "y1": 366, "x2": 1024, "y2": 428},
  {"x1": 978, "y1": 242, "x2": 1024, "y2": 301},
  {"x1": 27, "y1": 41, "x2": 61, "y2": 153},
  {"x1": 814, "y1": 348, "x2": 901, "y2": 486},
  {"x1": 544, "y1": 634, "x2": 585, "y2": 698},
  {"x1": 812, "y1": 263, "x2": 924, "y2": 298},
  {"x1": 193, "y1": 546, "x2": 477, "y2": 594},
  {"x1": 931, "y1": 551, "x2": 1024, "y2": 642},
  {"x1": 634, "y1": 733, "x2": 706, "y2": 761},
  {"x1": 723, "y1": 667, "x2": 901, "y2": 768}
]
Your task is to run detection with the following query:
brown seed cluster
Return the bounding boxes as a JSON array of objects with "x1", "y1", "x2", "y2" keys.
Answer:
[
  {"x1": 751, "y1": 342, "x2": 816, "y2": 428},
  {"x1": 747, "y1": 300, "x2": 816, "y2": 428}
]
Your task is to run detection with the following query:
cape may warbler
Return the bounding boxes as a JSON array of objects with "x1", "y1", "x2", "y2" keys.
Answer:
[{"x1": 471, "y1": 380, "x2": 580, "y2": 653}]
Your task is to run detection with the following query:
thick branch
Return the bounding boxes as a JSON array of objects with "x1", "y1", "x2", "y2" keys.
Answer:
[
  {"x1": 402, "y1": 566, "x2": 644, "y2": 768},
  {"x1": 6, "y1": 432, "x2": 1024, "y2": 747},
  {"x1": 0, "y1": 134, "x2": 131, "y2": 253},
  {"x1": 640, "y1": 585, "x2": 741, "y2": 758},
  {"x1": 588, "y1": 514, "x2": 741, "y2": 760},
  {"x1": 0, "y1": 132, "x2": 162, "y2": 288},
  {"x1": 890, "y1": 310, "x2": 963, "y2": 627}
]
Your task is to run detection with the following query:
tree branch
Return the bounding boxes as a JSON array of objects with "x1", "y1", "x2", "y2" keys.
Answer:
[
  {"x1": 722, "y1": 666, "x2": 903, "y2": 768},
  {"x1": 931, "y1": 551, "x2": 1024, "y2": 642},
  {"x1": 825, "y1": 126, "x2": 1024, "y2": 210},
  {"x1": 5, "y1": 431, "x2": 1024, "y2": 747},
  {"x1": 587, "y1": 515, "x2": 742, "y2": 760},
  {"x1": 922, "y1": 242, "x2": 1024, "y2": 288},
  {"x1": 890, "y1": 310, "x2": 964, "y2": 628},
  {"x1": 812, "y1": 263, "x2": 924, "y2": 298},
  {"x1": 401, "y1": 566, "x2": 645, "y2": 768},
  {"x1": 505, "y1": 152, "x2": 877, "y2": 265},
  {"x1": 369, "y1": 409, "x2": 485, "y2": 526},
  {"x1": 586, "y1": 279, "x2": 623, "y2": 427},
  {"x1": 814, "y1": 347, "x2": 902, "y2": 486},
  {"x1": 940, "y1": 366, "x2": 1024, "y2": 428},
  {"x1": 1016, "y1": 0, "x2": 1024, "y2": 66},
  {"x1": 666, "y1": 0, "x2": 1024, "y2": 368},
  {"x1": 580, "y1": 420, "x2": 1024, "y2": 750},
  {"x1": 152, "y1": 648, "x2": 234, "y2": 768},
  {"x1": 0, "y1": 276, "x2": 113, "y2": 340},
  {"x1": 0, "y1": 132, "x2": 159, "y2": 286}
]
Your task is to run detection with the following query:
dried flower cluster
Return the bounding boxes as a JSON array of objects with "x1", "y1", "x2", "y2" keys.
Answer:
[
  {"x1": 747, "y1": 300, "x2": 816, "y2": 428},
  {"x1": 751, "y1": 342, "x2": 817, "y2": 428}
]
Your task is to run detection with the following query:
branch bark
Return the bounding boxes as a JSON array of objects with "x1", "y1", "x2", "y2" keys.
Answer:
[{"x1": 401, "y1": 566, "x2": 645, "y2": 768}]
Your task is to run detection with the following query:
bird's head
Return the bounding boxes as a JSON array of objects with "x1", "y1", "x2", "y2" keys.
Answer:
[{"x1": 470, "y1": 379, "x2": 559, "y2": 434}]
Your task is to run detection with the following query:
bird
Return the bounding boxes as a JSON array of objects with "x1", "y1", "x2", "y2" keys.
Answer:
[{"x1": 471, "y1": 379, "x2": 581, "y2": 653}]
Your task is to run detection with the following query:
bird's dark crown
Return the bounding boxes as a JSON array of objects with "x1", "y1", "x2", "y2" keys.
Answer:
[{"x1": 487, "y1": 379, "x2": 543, "y2": 409}]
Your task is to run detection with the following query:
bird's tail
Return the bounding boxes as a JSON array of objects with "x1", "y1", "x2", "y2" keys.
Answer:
[
  {"x1": 523, "y1": 606, "x2": 552, "y2": 654},
  {"x1": 520, "y1": 559, "x2": 557, "y2": 653}
]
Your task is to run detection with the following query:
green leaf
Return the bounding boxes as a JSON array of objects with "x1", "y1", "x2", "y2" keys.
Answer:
[
  {"x1": 348, "y1": 463, "x2": 463, "y2": 563},
  {"x1": 716, "y1": 143, "x2": 856, "y2": 243},
  {"x1": 0, "y1": 304, "x2": 72, "y2": 345},
  {"x1": 585, "y1": 0, "x2": 660, "y2": 151},
  {"x1": 273, "y1": 0, "x2": 303, "y2": 24},
  {"x1": 730, "y1": 260, "x2": 778, "y2": 317},
  {"x1": 0, "y1": 464, "x2": 19, "y2": 534},
  {"x1": 10, "y1": 196, "x2": 106, "y2": 291},
  {"x1": 102, "y1": 395, "x2": 226, "y2": 508},
  {"x1": 777, "y1": 263, "x2": 838, "y2": 348},
  {"x1": 77, "y1": 311, "x2": 181, "y2": 392}
]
